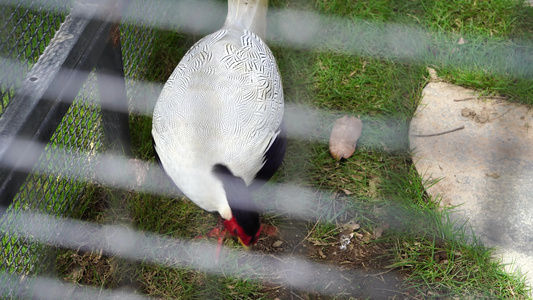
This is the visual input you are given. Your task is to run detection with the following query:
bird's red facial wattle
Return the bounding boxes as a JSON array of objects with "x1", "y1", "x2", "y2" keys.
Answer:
[{"x1": 223, "y1": 217, "x2": 260, "y2": 246}]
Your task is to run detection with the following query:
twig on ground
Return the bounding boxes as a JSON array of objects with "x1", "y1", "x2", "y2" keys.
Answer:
[
  {"x1": 375, "y1": 288, "x2": 410, "y2": 296},
  {"x1": 411, "y1": 125, "x2": 465, "y2": 137},
  {"x1": 369, "y1": 268, "x2": 396, "y2": 278},
  {"x1": 291, "y1": 218, "x2": 321, "y2": 256},
  {"x1": 454, "y1": 96, "x2": 508, "y2": 102}
]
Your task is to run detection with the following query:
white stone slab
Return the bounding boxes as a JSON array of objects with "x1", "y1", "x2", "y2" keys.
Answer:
[{"x1": 409, "y1": 73, "x2": 533, "y2": 289}]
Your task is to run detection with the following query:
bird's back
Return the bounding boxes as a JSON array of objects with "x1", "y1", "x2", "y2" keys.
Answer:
[
  {"x1": 152, "y1": 0, "x2": 283, "y2": 214},
  {"x1": 153, "y1": 28, "x2": 282, "y2": 175}
]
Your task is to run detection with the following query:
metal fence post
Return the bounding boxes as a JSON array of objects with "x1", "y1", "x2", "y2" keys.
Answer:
[
  {"x1": 0, "y1": 0, "x2": 131, "y2": 212},
  {"x1": 96, "y1": 24, "x2": 133, "y2": 157},
  {"x1": 96, "y1": 0, "x2": 133, "y2": 157}
]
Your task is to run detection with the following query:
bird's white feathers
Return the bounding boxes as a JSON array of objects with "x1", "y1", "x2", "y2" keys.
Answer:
[
  {"x1": 225, "y1": 0, "x2": 268, "y2": 40},
  {"x1": 152, "y1": 0, "x2": 282, "y2": 220}
]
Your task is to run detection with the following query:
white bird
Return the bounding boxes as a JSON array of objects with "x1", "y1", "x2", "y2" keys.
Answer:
[{"x1": 152, "y1": 0, "x2": 285, "y2": 247}]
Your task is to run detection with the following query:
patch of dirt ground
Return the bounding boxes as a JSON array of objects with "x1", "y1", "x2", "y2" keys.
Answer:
[
  {"x1": 56, "y1": 189, "x2": 423, "y2": 299},
  {"x1": 252, "y1": 219, "x2": 418, "y2": 299}
]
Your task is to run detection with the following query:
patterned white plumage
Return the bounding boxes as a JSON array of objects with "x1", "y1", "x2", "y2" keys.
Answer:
[{"x1": 152, "y1": 0, "x2": 283, "y2": 222}]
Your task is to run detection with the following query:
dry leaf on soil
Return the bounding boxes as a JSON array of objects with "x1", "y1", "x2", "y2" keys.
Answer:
[
  {"x1": 341, "y1": 220, "x2": 360, "y2": 232},
  {"x1": 329, "y1": 116, "x2": 363, "y2": 160}
]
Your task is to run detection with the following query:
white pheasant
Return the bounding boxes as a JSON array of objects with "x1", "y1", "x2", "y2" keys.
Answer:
[{"x1": 152, "y1": 0, "x2": 285, "y2": 247}]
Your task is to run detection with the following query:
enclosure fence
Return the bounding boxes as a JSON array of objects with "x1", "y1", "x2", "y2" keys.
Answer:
[
  {"x1": 0, "y1": 0, "x2": 532, "y2": 299},
  {"x1": 0, "y1": 0, "x2": 157, "y2": 297}
]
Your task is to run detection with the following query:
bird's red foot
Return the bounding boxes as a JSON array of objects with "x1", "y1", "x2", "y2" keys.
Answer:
[
  {"x1": 194, "y1": 219, "x2": 228, "y2": 265},
  {"x1": 261, "y1": 224, "x2": 278, "y2": 237},
  {"x1": 195, "y1": 227, "x2": 227, "y2": 239},
  {"x1": 195, "y1": 218, "x2": 228, "y2": 240}
]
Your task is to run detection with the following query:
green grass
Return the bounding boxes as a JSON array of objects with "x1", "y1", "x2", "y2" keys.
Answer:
[
  {"x1": 379, "y1": 164, "x2": 529, "y2": 297},
  {"x1": 425, "y1": 0, "x2": 533, "y2": 105},
  {"x1": 56, "y1": 0, "x2": 533, "y2": 298},
  {"x1": 1, "y1": 98, "x2": 103, "y2": 280},
  {"x1": 137, "y1": 266, "x2": 268, "y2": 299},
  {"x1": 1, "y1": 90, "x2": 11, "y2": 114},
  {"x1": 1, "y1": 3, "x2": 101, "y2": 277},
  {"x1": 0, "y1": 4, "x2": 67, "y2": 116}
]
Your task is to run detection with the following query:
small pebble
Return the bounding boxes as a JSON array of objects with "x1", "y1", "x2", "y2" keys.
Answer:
[
  {"x1": 339, "y1": 233, "x2": 353, "y2": 250},
  {"x1": 272, "y1": 240, "x2": 283, "y2": 248}
]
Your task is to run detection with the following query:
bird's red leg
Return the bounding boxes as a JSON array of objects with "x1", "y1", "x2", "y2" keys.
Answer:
[
  {"x1": 215, "y1": 231, "x2": 226, "y2": 265},
  {"x1": 193, "y1": 217, "x2": 227, "y2": 264},
  {"x1": 195, "y1": 217, "x2": 226, "y2": 239},
  {"x1": 215, "y1": 218, "x2": 227, "y2": 265}
]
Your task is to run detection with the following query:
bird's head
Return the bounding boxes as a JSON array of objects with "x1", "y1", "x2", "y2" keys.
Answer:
[
  {"x1": 213, "y1": 164, "x2": 261, "y2": 247},
  {"x1": 223, "y1": 217, "x2": 261, "y2": 247}
]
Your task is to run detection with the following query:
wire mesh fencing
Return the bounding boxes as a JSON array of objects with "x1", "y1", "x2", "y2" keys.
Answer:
[
  {"x1": 0, "y1": 0, "x2": 68, "y2": 115},
  {"x1": 0, "y1": 0, "x2": 532, "y2": 299},
  {"x1": 0, "y1": 0, "x2": 158, "y2": 297}
]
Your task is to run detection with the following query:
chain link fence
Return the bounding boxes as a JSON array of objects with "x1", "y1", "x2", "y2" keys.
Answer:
[
  {"x1": 0, "y1": 0, "x2": 68, "y2": 115},
  {"x1": 1, "y1": 0, "x2": 532, "y2": 298},
  {"x1": 0, "y1": 0, "x2": 158, "y2": 297}
]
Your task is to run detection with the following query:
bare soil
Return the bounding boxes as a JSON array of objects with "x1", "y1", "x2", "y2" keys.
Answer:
[
  {"x1": 252, "y1": 219, "x2": 417, "y2": 299},
  {"x1": 56, "y1": 187, "x2": 421, "y2": 299},
  {"x1": 57, "y1": 217, "x2": 421, "y2": 299}
]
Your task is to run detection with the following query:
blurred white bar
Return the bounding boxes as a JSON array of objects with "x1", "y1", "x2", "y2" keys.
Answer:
[
  {"x1": 1, "y1": 57, "x2": 408, "y2": 152},
  {"x1": 0, "y1": 135, "x2": 394, "y2": 220},
  {"x1": 0, "y1": 270, "x2": 150, "y2": 300},
  {"x1": 0, "y1": 0, "x2": 531, "y2": 78},
  {"x1": 0, "y1": 209, "x2": 401, "y2": 297}
]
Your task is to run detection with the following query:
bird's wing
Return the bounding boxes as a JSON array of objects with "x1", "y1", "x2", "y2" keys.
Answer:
[{"x1": 152, "y1": 27, "x2": 283, "y2": 186}]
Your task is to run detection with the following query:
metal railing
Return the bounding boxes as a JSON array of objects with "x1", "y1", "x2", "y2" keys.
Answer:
[
  {"x1": 0, "y1": 0, "x2": 531, "y2": 298},
  {"x1": 0, "y1": 0, "x2": 156, "y2": 297}
]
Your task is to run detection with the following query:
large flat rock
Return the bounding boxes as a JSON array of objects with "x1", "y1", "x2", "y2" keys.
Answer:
[{"x1": 409, "y1": 73, "x2": 533, "y2": 288}]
